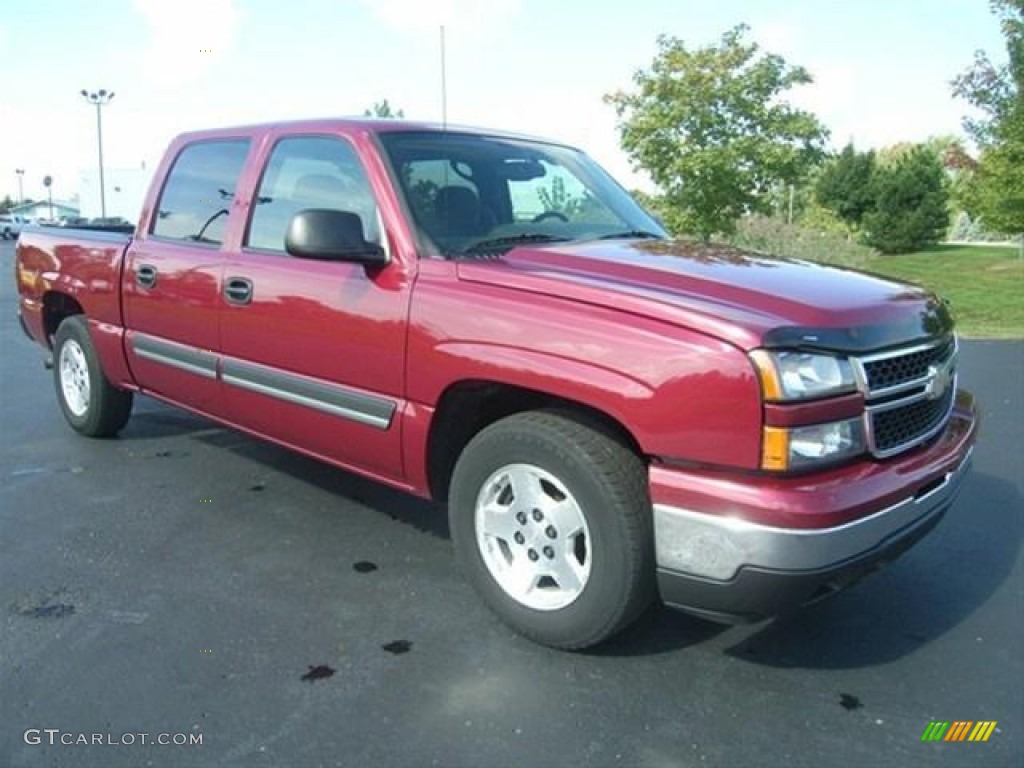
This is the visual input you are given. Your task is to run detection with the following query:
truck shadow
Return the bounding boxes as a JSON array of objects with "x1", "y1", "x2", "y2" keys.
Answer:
[
  {"x1": 127, "y1": 402, "x2": 450, "y2": 539},
  {"x1": 126, "y1": 402, "x2": 1019, "y2": 662},
  {"x1": 719, "y1": 469, "x2": 1022, "y2": 669}
]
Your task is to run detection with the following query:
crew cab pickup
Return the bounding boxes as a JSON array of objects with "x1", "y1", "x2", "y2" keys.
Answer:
[{"x1": 15, "y1": 119, "x2": 977, "y2": 648}]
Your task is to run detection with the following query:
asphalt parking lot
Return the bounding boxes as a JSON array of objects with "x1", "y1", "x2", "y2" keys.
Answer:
[{"x1": 1, "y1": 238, "x2": 1022, "y2": 768}]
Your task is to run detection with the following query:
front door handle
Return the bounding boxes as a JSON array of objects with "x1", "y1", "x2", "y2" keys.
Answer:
[
  {"x1": 223, "y1": 277, "x2": 254, "y2": 305},
  {"x1": 136, "y1": 264, "x2": 158, "y2": 289}
]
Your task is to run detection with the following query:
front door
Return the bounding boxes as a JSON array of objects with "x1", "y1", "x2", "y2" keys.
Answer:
[{"x1": 219, "y1": 134, "x2": 412, "y2": 482}]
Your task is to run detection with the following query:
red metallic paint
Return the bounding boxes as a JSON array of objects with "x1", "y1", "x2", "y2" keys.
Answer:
[
  {"x1": 763, "y1": 392, "x2": 866, "y2": 427},
  {"x1": 122, "y1": 239, "x2": 227, "y2": 416},
  {"x1": 408, "y1": 262, "x2": 764, "y2": 469}
]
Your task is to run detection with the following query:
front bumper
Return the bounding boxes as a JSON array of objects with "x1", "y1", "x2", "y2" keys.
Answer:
[{"x1": 650, "y1": 390, "x2": 977, "y2": 622}]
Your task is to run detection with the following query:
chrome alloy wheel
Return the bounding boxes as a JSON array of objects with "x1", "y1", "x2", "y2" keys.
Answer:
[
  {"x1": 474, "y1": 463, "x2": 592, "y2": 611},
  {"x1": 59, "y1": 339, "x2": 91, "y2": 417}
]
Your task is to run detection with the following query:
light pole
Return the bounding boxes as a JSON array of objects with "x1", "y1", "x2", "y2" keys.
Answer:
[
  {"x1": 15, "y1": 169, "x2": 24, "y2": 205},
  {"x1": 80, "y1": 88, "x2": 115, "y2": 218},
  {"x1": 43, "y1": 175, "x2": 53, "y2": 220}
]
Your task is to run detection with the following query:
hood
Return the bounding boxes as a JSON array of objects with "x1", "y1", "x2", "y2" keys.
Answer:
[{"x1": 455, "y1": 239, "x2": 953, "y2": 352}]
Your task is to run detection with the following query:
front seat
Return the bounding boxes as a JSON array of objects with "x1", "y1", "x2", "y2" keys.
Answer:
[{"x1": 433, "y1": 185, "x2": 487, "y2": 237}]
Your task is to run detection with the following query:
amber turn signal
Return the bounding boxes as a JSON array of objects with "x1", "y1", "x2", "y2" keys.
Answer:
[{"x1": 761, "y1": 427, "x2": 790, "y2": 471}]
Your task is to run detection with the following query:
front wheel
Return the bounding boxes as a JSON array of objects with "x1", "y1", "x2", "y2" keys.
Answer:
[
  {"x1": 449, "y1": 411, "x2": 654, "y2": 649},
  {"x1": 53, "y1": 316, "x2": 133, "y2": 437}
]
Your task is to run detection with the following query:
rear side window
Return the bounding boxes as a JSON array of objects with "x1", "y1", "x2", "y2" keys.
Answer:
[{"x1": 151, "y1": 139, "x2": 250, "y2": 245}]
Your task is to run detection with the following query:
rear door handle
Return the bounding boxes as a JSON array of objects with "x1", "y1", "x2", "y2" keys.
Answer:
[
  {"x1": 136, "y1": 264, "x2": 158, "y2": 289},
  {"x1": 223, "y1": 277, "x2": 254, "y2": 305}
]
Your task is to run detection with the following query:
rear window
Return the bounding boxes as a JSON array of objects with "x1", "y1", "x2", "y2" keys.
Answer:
[{"x1": 151, "y1": 139, "x2": 250, "y2": 245}]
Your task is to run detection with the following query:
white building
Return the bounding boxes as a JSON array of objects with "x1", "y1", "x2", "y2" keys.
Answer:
[
  {"x1": 78, "y1": 167, "x2": 152, "y2": 221},
  {"x1": 10, "y1": 200, "x2": 80, "y2": 222}
]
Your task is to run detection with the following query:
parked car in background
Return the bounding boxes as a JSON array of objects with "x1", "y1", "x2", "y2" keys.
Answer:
[
  {"x1": 87, "y1": 217, "x2": 135, "y2": 232},
  {"x1": 1, "y1": 214, "x2": 27, "y2": 239}
]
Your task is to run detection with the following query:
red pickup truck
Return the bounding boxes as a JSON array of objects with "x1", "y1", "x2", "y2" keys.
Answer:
[{"x1": 15, "y1": 119, "x2": 977, "y2": 648}]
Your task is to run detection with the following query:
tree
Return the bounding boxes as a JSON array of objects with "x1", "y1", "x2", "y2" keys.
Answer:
[
  {"x1": 537, "y1": 176, "x2": 579, "y2": 214},
  {"x1": 952, "y1": 0, "x2": 1024, "y2": 251},
  {"x1": 605, "y1": 25, "x2": 828, "y2": 240},
  {"x1": 863, "y1": 148, "x2": 950, "y2": 253},
  {"x1": 0, "y1": 195, "x2": 13, "y2": 213},
  {"x1": 961, "y1": 121, "x2": 1024, "y2": 237},
  {"x1": 952, "y1": 0, "x2": 1022, "y2": 144},
  {"x1": 815, "y1": 144, "x2": 877, "y2": 228},
  {"x1": 364, "y1": 99, "x2": 405, "y2": 119}
]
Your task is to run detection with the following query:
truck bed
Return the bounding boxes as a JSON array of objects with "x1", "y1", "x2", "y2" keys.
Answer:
[{"x1": 15, "y1": 227, "x2": 133, "y2": 348}]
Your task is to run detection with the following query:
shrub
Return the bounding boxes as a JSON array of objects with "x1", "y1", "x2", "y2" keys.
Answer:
[
  {"x1": 725, "y1": 215, "x2": 878, "y2": 268},
  {"x1": 862, "y1": 147, "x2": 949, "y2": 253}
]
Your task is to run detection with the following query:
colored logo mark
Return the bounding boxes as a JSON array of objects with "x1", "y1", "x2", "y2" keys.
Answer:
[{"x1": 921, "y1": 721, "x2": 997, "y2": 742}]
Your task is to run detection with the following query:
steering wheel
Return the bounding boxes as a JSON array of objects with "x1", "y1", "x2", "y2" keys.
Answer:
[{"x1": 532, "y1": 210, "x2": 569, "y2": 223}]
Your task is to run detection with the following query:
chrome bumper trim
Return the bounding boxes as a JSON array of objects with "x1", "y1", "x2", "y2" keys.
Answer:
[{"x1": 653, "y1": 447, "x2": 973, "y2": 581}]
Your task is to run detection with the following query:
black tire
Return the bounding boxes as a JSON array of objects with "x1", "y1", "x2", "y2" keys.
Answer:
[
  {"x1": 53, "y1": 316, "x2": 133, "y2": 437},
  {"x1": 449, "y1": 410, "x2": 654, "y2": 649}
]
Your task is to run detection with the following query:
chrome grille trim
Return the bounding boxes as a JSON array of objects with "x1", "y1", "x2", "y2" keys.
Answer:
[{"x1": 852, "y1": 336, "x2": 958, "y2": 458}]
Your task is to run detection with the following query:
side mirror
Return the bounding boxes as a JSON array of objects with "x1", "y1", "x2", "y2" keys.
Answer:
[{"x1": 285, "y1": 209, "x2": 388, "y2": 266}]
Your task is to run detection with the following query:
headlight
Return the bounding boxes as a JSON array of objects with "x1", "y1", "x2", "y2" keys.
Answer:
[
  {"x1": 750, "y1": 349, "x2": 857, "y2": 401},
  {"x1": 762, "y1": 418, "x2": 866, "y2": 471}
]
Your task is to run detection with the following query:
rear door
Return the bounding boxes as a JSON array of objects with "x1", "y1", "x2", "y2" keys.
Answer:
[
  {"x1": 218, "y1": 133, "x2": 413, "y2": 482},
  {"x1": 122, "y1": 138, "x2": 251, "y2": 417}
]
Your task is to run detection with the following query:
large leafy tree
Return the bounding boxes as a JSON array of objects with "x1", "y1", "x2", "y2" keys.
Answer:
[
  {"x1": 952, "y1": 0, "x2": 1023, "y2": 248},
  {"x1": 605, "y1": 25, "x2": 828, "y2": 240}
]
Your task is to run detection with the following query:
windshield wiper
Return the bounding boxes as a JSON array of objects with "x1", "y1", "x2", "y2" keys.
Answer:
[
  {"x1": 595, "y1": 230, "x2": 664, "y2": 241},
  {"x1": 462, "y1": 233, "x2": 572, "y2": 254}
]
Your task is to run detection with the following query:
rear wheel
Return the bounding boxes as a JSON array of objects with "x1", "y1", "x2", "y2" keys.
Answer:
[
  {"x1": 449, "y1": 411, "x2": 654, "y2": 649},
  {"x1": 53, "y1": 316, "x2": 133, "y2": 437}
]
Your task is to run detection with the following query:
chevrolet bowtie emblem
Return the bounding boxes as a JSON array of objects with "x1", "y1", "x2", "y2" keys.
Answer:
[{"x1": 925, "y1": 361, "x2": 953, "y2": 401}]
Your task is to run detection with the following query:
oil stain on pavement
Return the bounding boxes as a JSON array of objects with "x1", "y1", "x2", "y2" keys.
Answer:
[{"x1": 301, "y1": 665, "x2": 335, "y2": 683}]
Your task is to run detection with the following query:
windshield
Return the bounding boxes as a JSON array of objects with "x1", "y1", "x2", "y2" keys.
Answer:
[{"x1": 377, "y1": 131, "x2": 667, "y2": 256}]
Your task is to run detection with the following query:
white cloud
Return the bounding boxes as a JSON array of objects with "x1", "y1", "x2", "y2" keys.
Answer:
[
  {"x1": 132, "y1": 0, "x2": 240, "y2": 86},
  {"x1": 357, "y1": 0, "x2": 520, "y2": 32},
  {"x1": 754, "y1": 21, "x2": 799, "y2": 57}
]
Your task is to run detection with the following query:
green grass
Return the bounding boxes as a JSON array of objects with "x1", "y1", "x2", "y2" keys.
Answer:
[
  {"x1": 858, "y1": 244, "x2": 1024, "y2": 338},
  {"x1": 727, "y1": 217, "x2": 1022, "y2": 337}
]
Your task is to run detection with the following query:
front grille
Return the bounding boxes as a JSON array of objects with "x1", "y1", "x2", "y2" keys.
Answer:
[
  {"x1": 855, "y1": 336, "x2": 958, "y2": 458},
  {"x1": 871, "y1": 385, "x2": 955, "y2": 453},
  {"x1": 862, "y1": 336, "x2": 955, "y2": 391}
]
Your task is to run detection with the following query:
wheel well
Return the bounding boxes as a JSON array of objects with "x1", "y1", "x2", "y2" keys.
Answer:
[
  {"x1": 426, "y1": 381, "x2": 643, "y2": 502},
  {"x1": 42, "y1": 292, "x2": 84, "y2": 344}
]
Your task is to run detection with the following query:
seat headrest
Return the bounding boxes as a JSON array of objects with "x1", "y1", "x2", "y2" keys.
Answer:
[{"x1": 293, "y1": 174, "x2": 350, "y2": 204}]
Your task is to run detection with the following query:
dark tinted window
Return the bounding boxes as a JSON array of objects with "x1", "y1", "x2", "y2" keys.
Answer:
[
  {"x1": 246, "y1": 136, "x2": 379, "y2": 252},
  {"x1": 378, "y1": 131, "x2": 665, "y2": 256},
  {"x1": 151, "y1": 139, "x2": 250, "y2": 244}
]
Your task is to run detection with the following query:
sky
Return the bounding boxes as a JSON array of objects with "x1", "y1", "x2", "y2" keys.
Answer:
[{"x1": 0, "y1": 0, "x2": 1007, "y2": 205}]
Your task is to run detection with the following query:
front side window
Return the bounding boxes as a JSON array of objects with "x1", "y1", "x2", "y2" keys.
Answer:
[
  {"x1": 379, "y1": 131, "x2": 666, "y2": 256},
  {"x1": 246, "y1": 136, "x2": 380, "y2": 253},
  {"x1": 151, "y1": 139, "x2": 250, "y2": 244}
]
